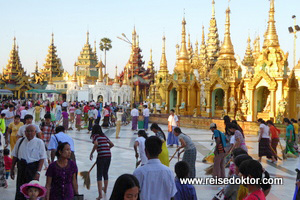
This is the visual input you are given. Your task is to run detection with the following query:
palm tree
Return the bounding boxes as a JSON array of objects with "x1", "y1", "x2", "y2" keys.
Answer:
[{"x1": 99, "y1": 37, "x2": 112, "y2": 75}]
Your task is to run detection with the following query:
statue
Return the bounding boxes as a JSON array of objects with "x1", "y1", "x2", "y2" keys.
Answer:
[
  {"x1": 263, "y1": 94, "x2": 271, "y2": 113},
  {"x1": 179, "y1": 101, "x2": 186, "y2": 109},
  {"x1": 228, "y1": 96, "x2": 236, "y2": 112},
  {"x1": 193, "y1": 108, "x2": 197, "y2": 117},
  {"x1": 240, "y1": 97, "x2": 249, "y2": 115},
  {"x1": 278, "y1": 99, "x2": 287, "y2": 116},
  {"x1": 235, "y1": 110, "x2": 242, "y2": 121},
  {"x1": 201, "y1": 95, "x2": 206, "y2": 111}
]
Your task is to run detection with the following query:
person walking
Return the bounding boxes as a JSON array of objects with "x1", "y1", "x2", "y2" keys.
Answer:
[
  {"x1": 74, "y1": 106, "x2": 82, "y2": 131},
  {"x1": 266, "y1": 120, "x2": 280, "y2": 160},
  {"x1": 143, "y1": 105, "x2": 150, "y2": 131},
  {"x1": 10, "y1": 125, "x2": 46, "y2": 200},
  {"x1": 116, "y1": 108, "x2": 122, "y2": 139},
  {"x1": 48, "y1": 126, "x2": 76, "y2": 163},
  {"x1": 20, "y1": 106, "x2": 28, "y2": 124},
  {"x1": 210, "y1": 123, "x2": 226, "y2": 178},
  {"x1": 167, "y1": 109, "x2": 179, "y2": 147},
  {"x1": 174, "y1": 127, "x2": 197, "y2": 178},
  {"x1": 228, "y1": 123, "x2": 248, "y2": 152},
  {"x1": 150, "y1": 123, "x2": 169, "y2": 166},
  {"x1": 284, "y1": 118, "x2": 298, "y2": 156},
  {"x1": 6, "y1": 115, "x2": 23, "y2": 151},
  {"x1": 33, "y1": 103, "x2": 42, "y2": 123},
  {"x1": 102, "y1": 105, "x2": 110, "y2": 128},
  {"x1": 17, "y1": 114, "x2": 42, "y2": 139},
  {"x1": 55, "y1": 103, "x2": 62, "y2": 123},
  {"x1": 61, "y1": 108, "x2": 69, "y2": 132},
  {"x1": 133, "y1": 136, "x2": 177, "y2": 200},
  {"x1": 90, "y1": 124, "x2": 114, "y2": 200},
  {"x1": 134, "y1": 130, "x2": 148, "y2": 166},
  {"x1": 83, "y1": 103, "x2": 90, "y2": 126},
  {"x1": 0, "y1": 129, "x2": 7, "y2": 188},
  {"x1": 131, "y1": 105, "x2": 139, "y2": 131},
  {"x1": 46, "y1": 142, "x2": 79, "y2": 200},
  {"x1": 88, "y1": 106, "x2": 96, "y2": 134},
  {"x1": 69, "y1": 104, "x2": 76, "y2": 130},
  {"x1": 257, "y1": 118, "x2": 276, "y2": 163}
]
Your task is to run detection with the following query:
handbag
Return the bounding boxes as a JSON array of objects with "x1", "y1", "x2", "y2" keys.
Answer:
[{"x1": 73, "y1": 194, "x2": 84, "y2": 200}]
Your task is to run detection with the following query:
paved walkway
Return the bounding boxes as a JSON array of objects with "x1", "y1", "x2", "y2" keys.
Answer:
[{"x1": 1, "y1": 112, "x2": 298, "y2": 199}]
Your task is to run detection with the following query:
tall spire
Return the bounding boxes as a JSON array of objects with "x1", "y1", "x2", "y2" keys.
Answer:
[
  {"x1": 94, "y1": 40, "x2": 97, "y2": 54},
  {"x1": 160, "y1": 35, "x2": 168, "y2": 71},
  {"x1": 206, "y1": 0, "x2": 220, "y2": 65},
  {"x1": 72, "y1": 62, "x2": 77, "y2": 82},
  {"x1": 147, "y1": 49, "x2": 154, "y2": 70},
  {"x1": 86, "y1": 31, "x2": 89, "y2": 44},
  {"x1": 97, "y1": 57, "x2": 104, "y2": 82},
  {"x1": 218, "y1": 6, "x2": 235, "y2": 60},
  {"x1": 132, "y1": 26, "x2": 137, "y2": 48},
  {"x1": 114, "y1": 66, "x2": 118, "y2": 83},
  {"x1": 263, "y1": 0, "x2": 279, "y2": 48},
  {"x1": 51, "y1": 33, "x2": 54, "y2": 45},
  {"x1": 178, "y1": 17, "x2": 189, "y2": 60},
  {"x1": 242, "y1": 36, "x2": 254, "y2": 67},
  {"x1": 35, "y1": 61, "x2": 39, "y2": 72},
  {"x1": 13, "y1": 37, "x2": 16, "y2": 50}
]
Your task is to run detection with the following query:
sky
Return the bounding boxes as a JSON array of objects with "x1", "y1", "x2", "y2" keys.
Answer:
[{"x1": 0, "y1": 0, "x2": 300, "y2": 78}]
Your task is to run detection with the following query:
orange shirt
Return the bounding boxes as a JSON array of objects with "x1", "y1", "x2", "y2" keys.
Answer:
[{"x1": 270, "y1": 125, "x2": 280, "y2": 139}]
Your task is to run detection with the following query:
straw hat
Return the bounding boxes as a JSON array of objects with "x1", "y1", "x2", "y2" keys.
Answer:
[{"x1": 20, "y1": 180, "x2": 46, "y2": 198}]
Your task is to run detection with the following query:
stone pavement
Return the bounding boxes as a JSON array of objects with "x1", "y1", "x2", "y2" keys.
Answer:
[{"x1": 1, "y1": 117, "x2": 298, "y2": 199}]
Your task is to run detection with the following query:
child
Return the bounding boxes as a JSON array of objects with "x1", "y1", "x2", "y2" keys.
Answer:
[
  {"x1": 20, "y1": 180, "x2": 46, "y2": 200},
  {"x1": 174, "y1": 161, "x2": 197, "y2": 200},
  {"x1": 3, "y1": 149, "x2": 12, "y2": 180}
]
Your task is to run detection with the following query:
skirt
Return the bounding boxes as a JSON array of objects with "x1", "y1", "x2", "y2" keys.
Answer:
[
  {"x1": 75, "y1": 114, "x2": 81, "y2": 128},
  {"x1": 182, "y1": 148, "x2": 197, "y2": 178},
  {"x1": 138, "y1": 121, "x2": 144, "y2": 129},
  {"x1": 102, "y1": 116, "x2": 109, "y2": 127},
  {"x1": 158, "y1": 141, "x2": 169, "y2": 167},
  {"x1": 167, "y1": 126, "x2": 179, "y2": 146},
  {"x1": 35, "y1": 111, "x2": 40, "y2": 122},
  {"x1": 259, "y1": 138, "x2": 273, "y2": 157},
  {"x1": 10, "y1": 135, "x2": 18, "y2": 152},
  {"x1": 131, "y1": 116, "x2": 138, "y2": 130},
  {"x1": 0, "y1": 150, "x2": 6, "y2": 187},
  {"x1": 144, "y1": 117, "x2": 149, "y2": 130},
  {"x1": 63, "y1": 118, "x2": 69, "y2": 130},
  {"x1": 70, "y1": 113, "x2": 75, "y2": 123}
]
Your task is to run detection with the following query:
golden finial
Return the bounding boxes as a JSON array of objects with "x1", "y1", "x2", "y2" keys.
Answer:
[
  {"x1": 188, "y1": 33, "x2": 191, "y2": 48},
  {"x1": 195, "y1": 40, "x2": 199, "y2": 56},
  {"x1": 242, "y1": 36, "x2": 254, "y2": 66},
  {"x1": 86, "y1": 31, "x2": 89, "y2": 44},
  {"x1": 263, "y1": 0, "x2": 279, "y2": 48},
  {"x1": 13, "y1": 37, "x2": 16, "y2": 50},
  {"x1": 137, "y1": 35, "x2": 139, "y2": 47},
  {"x1": 51, "y1": 33, "x2": 54, "y2": 45},
  {"x1": 202, "y1": 25, "x2": 205, "y2": 45},
  {"x1": 94, "y1": 40, "x2": 97, "y2": 53},
  {"x1": 35, "y1": 61, "x2": 39, "y2": 72},
  {"x1": 160, "y1": 34, "x2": 168, "y2": 70},
  {"x1": 219, "y1": 6, "x2": 235, "y2": 59},
  {"x1": 212, "y1": 0, "x2": 215, "y2": 18},
  {"x1": 132, "y1": 26, "x2": 136, "y2": 47},
  {"x1": 114, "y1": 66, "x2": 118, "y2": 83},
  {"x1": 178, "y1": 16, "x2": 188, "y2": 60},
  {"x1": 73, "y1": 62, "x2": 77, "y2": 81},
  {"x1": 148, "y1": 48, "x2": 154, "y2": 68}
]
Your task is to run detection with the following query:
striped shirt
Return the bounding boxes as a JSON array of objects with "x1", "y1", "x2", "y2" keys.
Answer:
[{"x1": 93, "y1": 134, "x2": 111, "y2": 158}]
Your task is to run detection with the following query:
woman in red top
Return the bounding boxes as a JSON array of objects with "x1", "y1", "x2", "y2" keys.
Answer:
[
  {"x1": 90, "y1": 124, "x2": 114, "y2": 200},
  {"x1": 239, "y1": 160, "x2": 271, "y2": 200},
  {"x1": 266, "y1": 120, "x2": 280, "y2": 160}
]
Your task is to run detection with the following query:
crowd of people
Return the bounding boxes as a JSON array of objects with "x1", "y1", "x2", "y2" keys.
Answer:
[{"x1": 0, "y1": 98, "x2": 298, "y2": 200}]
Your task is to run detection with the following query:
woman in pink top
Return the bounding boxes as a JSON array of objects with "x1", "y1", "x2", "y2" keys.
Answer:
[
  {"x1": 69, "y1": 105, "x2": 76, "y2": 130},
  {"x1": 239, "y1": 160, "x2": 271, "y2": 200}
]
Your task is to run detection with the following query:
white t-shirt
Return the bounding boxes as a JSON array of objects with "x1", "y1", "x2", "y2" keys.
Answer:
[
  {"x1": 17, "y1": 124, "x2": 42, "y2": 137},
  {"x1": 62, "y1": 102, "x2": 68, "y2": 107},
  {"x1": 168, "y1": 115, "x2": 178, "y2": 126},
  {"x1": 230, "y1": 135, "x2": 235, "y2": 144},
  {"x1": 260, "y1": 124, "x2": 270, "y2": 139},
  {"x1": 20, "y1": 110, "x2": 28, "y2": 119},
  {"x1": 5, "y1": 110, "x2": 15, "y2": 126},
  {"x1": 135, "y1": 137, "x2": 148, "y2": 165},
  {"x1": 131, "y1": 108, "x2": 139, "y2": 117},
  {"x1": 116, "y1": 112, "x2": 123, "y2": 122},
  {"x1": 143, "y1": 108, "x2": 150, "y2": 117}
]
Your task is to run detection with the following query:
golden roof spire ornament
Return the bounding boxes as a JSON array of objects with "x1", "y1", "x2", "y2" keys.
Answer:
[
  {"x1": 114, "y1": 66, "x2": 118, "y2": 83},
  {"x1": 137, "y1": 35, "x2": 139, "y2": 47},
  {"x1": 242, "y1": 36, "x2": 255, "y2": 67},
  {"x1": 178, "y1": 16, "x2": 188, "y2": 60},
  {"x1": 206, "y1": 0, "x2": 220, "y2": 66},
  {"x1": 132, "y1": 26, "x2": 137, "y2": 48},
  {"x1": 194, "y1": 40, "x2": 199, "y2": 56},
  {"x1": 86, "y1": 31, "x2": 89, "y2": 44},
  {"x1": 147, "y1": 49, "x2": 154, "y2": 70},
  {"x1": 160, "y1": 35, "x2": 168, "y2": 71},
  {"x1": 13, "y1": 37, "x2": 16, "y2": 50},
  {"x1": 51, "y1": 33, "x2": 54, "y2": 45},
  {"x1": 263, "y1": 0, "x2": 279, "y2": 48},
  {"x1": 94, "y1": 40, "x2": 97, "y2": 54},
  {"x1": 72, "y1": 62, "x2": 77, "y2": 82},
  {"x1": 218, "y1": 6, "x2": 235, "y2": 60},
  {"x1": 35, "y1": 61, "x2": 39, "y2": 72}
]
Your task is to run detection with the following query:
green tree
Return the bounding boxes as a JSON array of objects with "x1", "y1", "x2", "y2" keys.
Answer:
[{"x1": 99, "y1": 37, "x2": 112, "y2": 75}]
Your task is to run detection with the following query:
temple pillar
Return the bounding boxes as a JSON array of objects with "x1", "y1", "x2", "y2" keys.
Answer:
[
  {"x1": 135, "y1": 84, "x2": 140, "y2": 102},
  {"x1": 196, "y1": 89, "x2": 201, "y2": 115},
  {"x1": 165, "y1": 89, "x2": 169, "y2": 113},
  {"x1": 187, "y1": 88, "x2": 191, "y2": 114},
  {"x1": 270, "y1": 89, "x2": 276, "y2": 120},
  {"x1": 224, "y1": 89, "x2": 229, "y2": 114},
  {"x1": 176, "y1": 88, "x2": 181, "y2": 114},
  {"x1": 205, "y1": 89, "x2": 212, "y2": 117}
]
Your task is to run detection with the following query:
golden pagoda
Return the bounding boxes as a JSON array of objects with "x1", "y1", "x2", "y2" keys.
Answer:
[
  {"x1": 31, "y1": 61, "x2": 45, "y2": 85},
  {"x1": 198, "y1": 26, "x2": 209, "y2": 78},
  {"x1": 40, "y1": 33, "x2": 64, "y2": 80},
  {"x1": 0, "y1": 37, "x2": 31, "y2": 98}
]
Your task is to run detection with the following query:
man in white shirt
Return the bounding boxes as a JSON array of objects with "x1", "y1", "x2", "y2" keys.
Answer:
[
  {"x1": 133, "y1": 136, "x2": 177, "y2": 200},
  {"x1": 167, "y1": 109, "x2": 179, "y2": 147},
  {"x1": 143, "y1": 105, "x2": 150, "y2": 131},
  {"x1": 11, "y1": 125, "x2": 46, "y2": 200},
  {"x1": 17, "y1": 114, "x2": 42, "y2": 139},
  {"x1": 48, "y1": 125, "x2": 76, "y2": 162},
  {"x1": 62, "y1": 101, "x2": 68, "y2": 109},
  {"x1": 5, "y1": 105, "x2": 15, "y2": 134},
  {"x1": 20, "y1": 106, "x2": 28, "y2": 124},
  {"x1": 131, "y1": 104, "x2": 139, "y2": 131}
]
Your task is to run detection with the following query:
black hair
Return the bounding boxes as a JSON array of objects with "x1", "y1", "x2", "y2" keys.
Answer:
[
  {"x1": 228, "y1": 122, "x2": 239, "y2": 130},
  {"x1": 91, "y1": 124, "x2": 105, "y2": 137},
  {"x1": 109, "y1": 174, "x2": 140, "y2": 200},
  {"x1": 14, "y1": 115, "x2": 20, "y2": 119},
  {"x1": 257, "y1": 118, "x2": 265, "y2": 124},
  {"x1": 239, "y1": 159, "x2": 271, "y2": 191},
  {"x1": 150, "y1": 123, "x2": 166, "y2": 141},
  {"x1": 234, "y1": 154, "x2": 252, "y2": 168},
  {"x1": 232, "y1": 148, "x2": 248, "y2": 158},
  {"x1": 55, "y1": 126, "x2": 65, "y2": 133},
  {"x1": 0, "y1": 113, "x2": 5, "y2": 117},
  {"x1": 133, "y1": 104, "x2": 136, "y2": 108},
  {"x1": 174, "y1": 127, "x2": 182, "y2": 134},
  {"x1": 266, "y1": 120, "x2": 275, "y2": 126},
  {"x1": 55, "y1": 142, "x2": 70, "y2": 158},
  {"x1": 175, "y1": 161, "x2": 189, "y2": 179},
  {"x1": 170, "y1": 109, "x2": 175, "y2": 113},
  {"x1": 9, "y1": 104, "x2": 14, "y2": 108},
  {"x1": 283, "y1": 118, "x2": 292, "y2": 125},
  {"x1": 143, "y1": 105, "x2": 147, "y2": 108},
  {"x1": 223, "y1": 115, "x2": 231, "y2": 125},
  {"x1": 291, "y1": 118, "x2": 297, "y2": 123},
  {"x1": 24, "y1": 114, "x2": 33, "y2": 120},
  {"x1": 44, "y1": 113, "x2": 51, "y2": 119},
  {"x1": 3, "y1": 148, "x2": 10, "y2": 156},
  {"x1": 137, "y1": 130, "x2": 148, "y2": 139},
  {"x1": 145, "y1": 136, "x2": 162, "y2": 158},
  {"x1": 232, "y1": 120, "x2": 244, "y2": 138}
]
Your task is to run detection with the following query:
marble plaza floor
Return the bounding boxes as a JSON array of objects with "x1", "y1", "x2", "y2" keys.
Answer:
[{"x1": 1, "y1": 118, "x2": 298, "y2": 199}]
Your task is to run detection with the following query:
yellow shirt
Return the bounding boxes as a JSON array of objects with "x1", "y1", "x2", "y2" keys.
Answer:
[
  {"x1": 35, "y1": 106, "x2": 41, "y2": 112},
  {"x1": 8, "y1": 122, "x2": 24, "y2": 137},
  {"x1": 294, "y1": 123, "x2": 299, "y2": 135}
]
